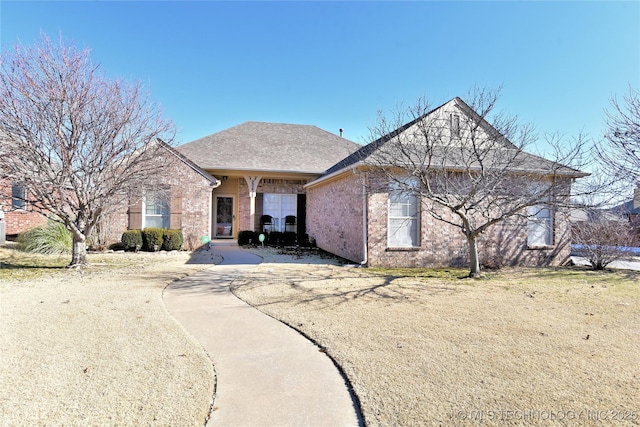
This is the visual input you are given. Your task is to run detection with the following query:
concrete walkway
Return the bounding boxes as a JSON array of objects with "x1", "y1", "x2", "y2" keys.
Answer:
[{"x1": 164, "y1": 242, "x2": 361, "y2": 427}]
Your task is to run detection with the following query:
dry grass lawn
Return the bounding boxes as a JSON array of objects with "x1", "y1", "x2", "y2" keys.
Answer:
[
  {"x1": 231, "y1": 257, "x2": 640, "y2": 426},
  {"x1": 0, "y1": 245, "x2": 221, "y2": 426}
]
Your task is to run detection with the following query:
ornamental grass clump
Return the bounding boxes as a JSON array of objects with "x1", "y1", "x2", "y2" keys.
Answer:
[{"x1": 18, "y1": 220, "x2": 72, "y2": 255}]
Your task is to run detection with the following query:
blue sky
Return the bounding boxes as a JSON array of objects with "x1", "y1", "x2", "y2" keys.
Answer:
[{"x1": 1, "y1": 1, "x2": 638, "y2": 148}]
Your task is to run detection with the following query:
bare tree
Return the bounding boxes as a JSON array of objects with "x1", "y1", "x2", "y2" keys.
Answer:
[
  {"x1": 598, "y1": 86, "x2": 640, "y2": 184},
  {"x1": 363, "y1": 87, "x2": 589, "y2": 277},
  {"x1": 0, "y1": 34, "x2": 175, "y2": 266},
  {"x1": 572, "y1": 211, "x2": 637, "y2": 270}
]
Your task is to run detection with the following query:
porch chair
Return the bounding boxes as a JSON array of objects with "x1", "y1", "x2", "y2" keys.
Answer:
[
  {"x1": 284, "y1": 215, "x2": 296, "y2": 233},
  {"x1": 260, "y1": 215, "x2": 274, "y2": 233}
]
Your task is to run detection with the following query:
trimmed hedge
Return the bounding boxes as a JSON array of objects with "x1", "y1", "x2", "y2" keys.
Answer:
[
  {"x1": 162, "y1": 229, "x2": 184, "y2": 251},
  {"x1": 123, "y1": 229, "x2": 184, "y2": 252},
  {"x1": 238, "y1": 230, "x2": 257, "y2": 246},
  {"x1": 142, "y1": 228, "x2": 164, "y2": 252},
  {"x1": 121, "y1": 230, "x2": 143, "y2": 251}
]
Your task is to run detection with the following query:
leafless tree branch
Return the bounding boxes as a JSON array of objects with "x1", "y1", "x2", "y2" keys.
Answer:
[{"x1": 0, "y1": 34, "x2": 175, "y2": 266}]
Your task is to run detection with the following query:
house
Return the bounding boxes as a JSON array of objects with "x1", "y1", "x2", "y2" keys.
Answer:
[
  {"x1": 2, "y1": 99, "x2": 586, "y2": 269},
  {"x1": 0, "y1": 176, "x2": 48, "y2": 238},
  {"x1": 175, "y1": 122, "x2": 361, "y2": 241},
  {"x1": 305, "y1": 98, "x2": 586, "y2": 268}
]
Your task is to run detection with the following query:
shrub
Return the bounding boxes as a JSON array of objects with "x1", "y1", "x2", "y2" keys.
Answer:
[
  {"x1": 572, "y1": 213, "x2": 637, "y2": 270},
  {"x1": 142, "y1": 228, "x2": 164, "y2": 251},
  {"x1": 283, "y1": 232, "x2": 297, "y2": 246},
  {"x1": 238, "y1": 230, "x2": 257, "y2": 246},
  {"x1": 121, "y1": 230, "x2": 142, "y2": 252},
  {"x1": 268, "y1": 231, "x2": 283, "y2": 246},
  {"x1": 18, "y1": 220, "x2": 72, "y2": 255},
  {"x1": 162, "y1": 229, "x2": 184, "y2": 251}
]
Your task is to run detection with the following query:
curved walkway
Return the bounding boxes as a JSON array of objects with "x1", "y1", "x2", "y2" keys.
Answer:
[{"x1": 164, "y1": 243, "x2": 361, "y2": 426}]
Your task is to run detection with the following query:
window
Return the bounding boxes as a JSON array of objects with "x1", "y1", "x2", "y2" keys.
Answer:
[
  {"x1": 527, "y1": 205, "x2": 553, "y2": 246},
  {"x1": 450, "y1": 114, "x2": 460, "y2": 138},
  {"x1": 11, "y1": 183, "x2": 26, "y2": 210},
  {"x1": 263, "y1": 194, "x2": 297, "y2": 232},
  {"x1": 145, "y1": 191, "x2": 169, "y2": 228},
  {"x1": 388, "y1": 178, "x2": 419, "y2": 247}
]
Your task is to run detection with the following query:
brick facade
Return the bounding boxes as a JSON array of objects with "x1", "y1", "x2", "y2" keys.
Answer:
[
  {"x1": 107, "y1": 156, "x2": 216, "y2": 250},
  {"x1": 307, "y1": 171, "x2": 572, "y2": 268},
  {"x1": 306, "y1": 172, "x2": 365, "y2": 263},
  {"x1": 0, "y1": 178, "x2": 48, "y2": 236}
]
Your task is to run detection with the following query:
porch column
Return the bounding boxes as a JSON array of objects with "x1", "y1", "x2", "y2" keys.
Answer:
[{"x1": 244, "y1": 176, "x2": 262, "y2": 231}]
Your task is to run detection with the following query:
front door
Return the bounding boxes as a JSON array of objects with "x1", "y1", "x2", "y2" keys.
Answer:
[{"x1": 215, "y1": 196, "x2": 234, "y2": 238}]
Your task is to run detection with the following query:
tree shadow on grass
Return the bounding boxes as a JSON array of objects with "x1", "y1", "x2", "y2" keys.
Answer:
[
  {"x1": 0, "y1": 262, "x2": 65, "y2": 269},
  {"x1": 231, "y1": 266, "x2": 473, "y2": 310}
]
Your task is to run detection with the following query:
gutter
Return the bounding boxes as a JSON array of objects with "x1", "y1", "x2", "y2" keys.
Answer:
[{"x1": 361, "y1": 175, "x2": 368, "y2": 267}]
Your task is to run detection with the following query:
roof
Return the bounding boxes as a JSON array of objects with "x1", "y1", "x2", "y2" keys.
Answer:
[
  {"x1": 610, "y1": 199, "x2": 640, "y2": 216},
  {"x1": 315, "y1": 97, "x2": 587, "y2": 185},
  {"x1": 176, "y1": 122, "x2": 361, "y2": 174},
  {"x1": 156, "y1": 139, "x2": 220, "y2": 186}
]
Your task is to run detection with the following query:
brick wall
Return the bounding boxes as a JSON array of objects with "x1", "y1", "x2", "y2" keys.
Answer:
[
  {"x1": 0, "y1": 178, "x2": 48, "y2": 236},
  {"x1": 306, "y1": 172, "x2": 364, "y2": 263},
  {"x1": 365, "y1": 172, "x2": 572, "y2": 268},
  {"x1": 308, "y1": 170, "x2": 572, "y2": 268},
  {"x1": 100, "y1": 155, "x2": 215, "y2": 250}
]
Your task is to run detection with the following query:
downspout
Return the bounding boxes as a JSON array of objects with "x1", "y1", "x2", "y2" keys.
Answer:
[
  {"x1": 361, "y1": 175, "x2": 368, "y2": 267},
  {"x1": 209, "y1": 178, "x2": 222, "y2": 241}
]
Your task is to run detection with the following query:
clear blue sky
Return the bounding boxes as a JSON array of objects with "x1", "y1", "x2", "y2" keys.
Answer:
[{"x1": 1, "y1": 1, "x2": 638, "y2": 148}]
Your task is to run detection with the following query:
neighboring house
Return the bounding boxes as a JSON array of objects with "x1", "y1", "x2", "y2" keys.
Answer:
[
  {"x1": 305, "y1": 98, "x2": 584, "y2": 267},
  {"x1": 175, "y1": 122, "x2": 361, "y2": 241},
  {"x1": 610, "y1": 185, "x2": 640, "y2": 224},
  {"x1": 0, "y1": 176, "x2": 48, "y2": 238}
]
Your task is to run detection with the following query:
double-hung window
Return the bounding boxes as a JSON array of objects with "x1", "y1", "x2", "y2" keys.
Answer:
[
  {"x1": 11, "y1": 183, "x2": 26, "y2": 210},
  {"x1": 263, "y1": 194, "x2": 297, "y2": 232},
  {"x1": 145, "y1": 190, "x2": 169, "y2": 229},
  {"x1": 527, "y1": 204, "x2": 553, "y2": 246},
  {"x1": 388, "y1": 178, "x2": 420, "y2": 247}
]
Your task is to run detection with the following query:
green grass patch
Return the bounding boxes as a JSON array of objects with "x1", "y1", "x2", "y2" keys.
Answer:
[
  {"x1": 367, "y1": 267, "x2": 477, "y2": 281},
  {"x1": 0, "y1": 245, "x2": 68, "y2": 280},
  {"x1": 365, "y1": 265, "x2": 640, "y2": 294},
  {"x1": 0, "y1": 245, "x2": 166, "y2": 281}
]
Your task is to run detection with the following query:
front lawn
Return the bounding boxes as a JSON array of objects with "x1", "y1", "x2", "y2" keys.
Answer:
[{"x1": 232, "y1": 264, "x2": 640, "y2": 426}]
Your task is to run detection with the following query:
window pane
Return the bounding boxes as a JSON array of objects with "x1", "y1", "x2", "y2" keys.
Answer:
[
  {"x1": 527, "y1": 204, "x2": 553, "y2": 246},
  {"x1": 145, "y1": 191, "x2": 169, "y2": 228},
  {"x1": 11, "y1": 183, "x2": 26, "y2": 210},
  {"x1": 263, "y1": 193, "x2": 297, "y2": 232},
  {"x1": 389, "y1": 218, "x2": 418, "y2": 247},
  {"x1": 146, "y1": 215, "x2": 168, "y2": 229},
  {"x1": 388, "y1": 178, "x2": 419, "y2": 247}
]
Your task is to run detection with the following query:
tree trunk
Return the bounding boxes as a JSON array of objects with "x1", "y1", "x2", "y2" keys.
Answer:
[
  {"x1": 69, "y1": 232, "x2": 87, "y2": 267},
  {"x1": 468, "y1": 236, "x2": 481, "y2": 278}
]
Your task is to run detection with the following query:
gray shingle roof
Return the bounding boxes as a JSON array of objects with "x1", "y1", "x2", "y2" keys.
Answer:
[
  {"x1": 321, "y1": 97, "x2": 586, "y2": 178},
  {"x1": 176, "y1": 122, "x2": 361, "y2": 174}
]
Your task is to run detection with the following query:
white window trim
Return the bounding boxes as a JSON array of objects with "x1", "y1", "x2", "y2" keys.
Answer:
[
  {"x1": 143, "y1": 191, "x2": 170, "y2": 229},
  {"x1": 527, "y1": 204, "x2": 554, "y2": 248},
  {"x1": 388, "y1": 178, "x2": 420, "y2": 248}
]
